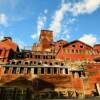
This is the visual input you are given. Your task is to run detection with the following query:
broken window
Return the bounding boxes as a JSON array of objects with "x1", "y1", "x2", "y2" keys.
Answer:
[
  {"x1": 20, "y1": 67, "x2": 24, "y2": 74},
  {"x1": 38, "y1": 62, "x2": 41, "y2": 65},
  {"x1": 25, "y1": 62, "x2": 28, "y2": 65},
  {"x1": 27, "y1": 68, "x2": 31, "y2": 74},
  {"x1": 44, "y1": 61, "x2": 47, "y2": 64},
  {"x1": 61, "y1": 63, "x2": 64, "y2": 66},
  {"x1": 41, "y1": 68, "x2": 44, "y2": 74},
  {"x1": 65, "y1": 68, "x2": 68, "y2": 74},
  {"x1": 54, "y1": 68, "x2": 57, "y2": 74},
  {"x1": 60, "y1": 68, "x2": 63, "y2": 74},
  {"x1": 49, "y1": 62, "x2": 53, "y2": 66},
  {"x1": 34, "y1": 61, "x2": 36, "y2": 64},
  {"x1": 30, "y1": 61, "x2": 33, "y2": 65},
  {"x1": 47, "y1": 68, "x2": 51, "y2": 74},
  {"x1": 4, "y1": 67, "x2": 9, "y2": 74},
  {"x1": 12, "y1": 61, "x2": 15, "y2": 65},
  {"x1": 34, "y1": 68, "x2": 37, "y2": 74},
  {"x1": 12, "y1": 67, "x2": 17, "y2": 74}
]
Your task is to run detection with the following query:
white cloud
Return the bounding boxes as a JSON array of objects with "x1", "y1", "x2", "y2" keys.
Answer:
[
  {"x1": 0, "y1": 32, "x2": 5, "y2": 40},
  {"x1": 14, "y1": 38, "x2": 25, "y2": 49},
  {"x1": 66, "y1": 18, "x2": 77, "y2": 24},
  {"x1": 49, "y1": 2, "x2": 71, "y2": 35},
  {"x1": 48, "y1": 0, "x2": 100, "y2": 40},
  {"x1": 31, "y1": 15, "x2": 46, "y2": 39},
  {"x1": 66, "y1": 34, "x2": 70, "y2": 39},
  {"x1": 31, "y1": 33, "x2": 37, "y2": 39},
  {"x1": 44, "y1": 9, "x2": 48, "y2": 14},
  {"x1": 0, "y1": 13, "x2": 8, "y2": 27},
  {"x1": 71, "y1": 0, "x2": 100, "y2": 15},
  {"x1": 79, "y1": 34, "x2": 97, "y2": 46},
  {"x1": 37, "y1": 16, "x2": 46, "y2": 35}
]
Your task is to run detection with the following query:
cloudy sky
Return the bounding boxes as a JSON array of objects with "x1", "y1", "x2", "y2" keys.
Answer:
[{"x1": 0, "y1": 0, "x2": 100, "y2": 49}]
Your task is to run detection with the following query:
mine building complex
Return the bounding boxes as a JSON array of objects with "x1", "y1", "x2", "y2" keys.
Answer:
[{"x1": 0, "y1": 30, "x2": 100, "y2": 99}]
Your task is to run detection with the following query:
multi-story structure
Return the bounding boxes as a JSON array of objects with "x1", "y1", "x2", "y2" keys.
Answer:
[
  {"x1": 0, "y1": 37, "x2": 19, "y2": 63},
  {"x1": 0, "y1": 30, "x2": 100, "y2": 99}
]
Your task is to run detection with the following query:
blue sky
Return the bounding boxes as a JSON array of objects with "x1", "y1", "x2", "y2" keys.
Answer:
[{"x1": 0, "y1": 0, "x2": 100, "y2": 49}]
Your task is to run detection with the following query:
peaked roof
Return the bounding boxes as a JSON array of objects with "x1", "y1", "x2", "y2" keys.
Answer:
[{"x1": 63, "y1": 40, "x2": 93, "y2": 49}]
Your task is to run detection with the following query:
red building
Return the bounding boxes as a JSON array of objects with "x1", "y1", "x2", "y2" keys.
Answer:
[
  {"x1": 0, "y1": 30, "x2": 100, "y2": 98},
  {"x1": 0, "y1": 37, "x2": 19, "y2": 63}
]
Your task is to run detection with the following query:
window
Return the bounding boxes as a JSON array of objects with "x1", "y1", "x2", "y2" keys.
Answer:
[
  {"x1": 20, "y1": 67, "x2": 24, "y2": 74},
  {"x1": 38, "y1": 62, "x2": 41, "y2": 65},
  {"x1": 55, "y1": 62, "x2": 58, "y2": 65},
  {"x1": 65, "y1": 68, "x2": 68, "y2": 74},
  {"x1": 60, "y1": 68, "x2": 63, "y2": 74},
  {"x1": 4, "y1": 67, "x2": 9, "y2": 74},
  {"x1": 72, "y1": 49, "x2": 74, "y2": 53},
  {"x1": 53, "y1": 56, "x2": 55, "y2": 59},
  {"x1": 35, "y1": 55, "x2": 37, "y2": 59},
  {"x1": 0, "y1": 50, "x2": 2, "y2": 55},
  {"x1": 80, "y1": 45, "x2": 83, "y2": 48},
  {"x1": 46, "y1": 56, "x2": 48, "y2": 59},
  {"x1": 27, "y1": 68, "x2": 31, "y2": 74},
  {"x1": 12, "y1": 67, "x2": 17, "y2": 74},
  {"x1": 41, "y1": 68, "x2": 44, "y2": 74},
  {"x1": 26, "y1": 54, "x2": 29, "y2": 58},
  {"x1": 61, "y1": 63, "x2": 64, "y2": 66},
  {"x1": 12, "y1": 61, "x2": 15, "y2": 65},
  {"x1": 25, "y1": 62, "x2": 28, "y2": 65},
  {"x1": 18, "y1": 61, "x2": 22, "y2": 64},
  {"x1": 43, "y1": 56, "x2": 45, "y2": 59},
  {"x1": 72, "y1": 45, "x2": 75, "y2": 47},
  {"x1": 76, "y1": 50, "x2": 78, "y2": 53},
  {"x1": 34, "y1": 68, "x2": 37, "y2": 74},
  {"x1": 49, "y1": 62, "x2": 53, "y2": 66},
  {"x1": 54, "y1": 68, "x2": 57, "y2": 74},
  {"x1": 30, "y1": 54, "x2": 32, "y2": 58},
  {"x1": 34, "y1": 61, "x2": 36, "y2": 64},
  {"x1": 37, "y1": 55, "x2": 40, "y2": 59},
  {"x1": 47, "y1": 68, "x2": 51, "y2": 74},
  {"x1": 97, "y1": 50, "x2": 99, "y2": 53},
  {"x1": 79, "y1": 50, "x2": 82, "y2": 54},
  {"x1": 44, "y1": 61, "x2": 47, "y2": 64},
  {"x1": 16, "y1": 61, "x2": 21, "y2": 65},
  {"x1": 30, "y1": 61, "x2": 33, "y2": 65},
  {"x1": 50, "y1": 56, "x2": 53, "y2": 59},
  {"x1": 66, "y1": 49, "x2": 70, "y2": 53}
]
